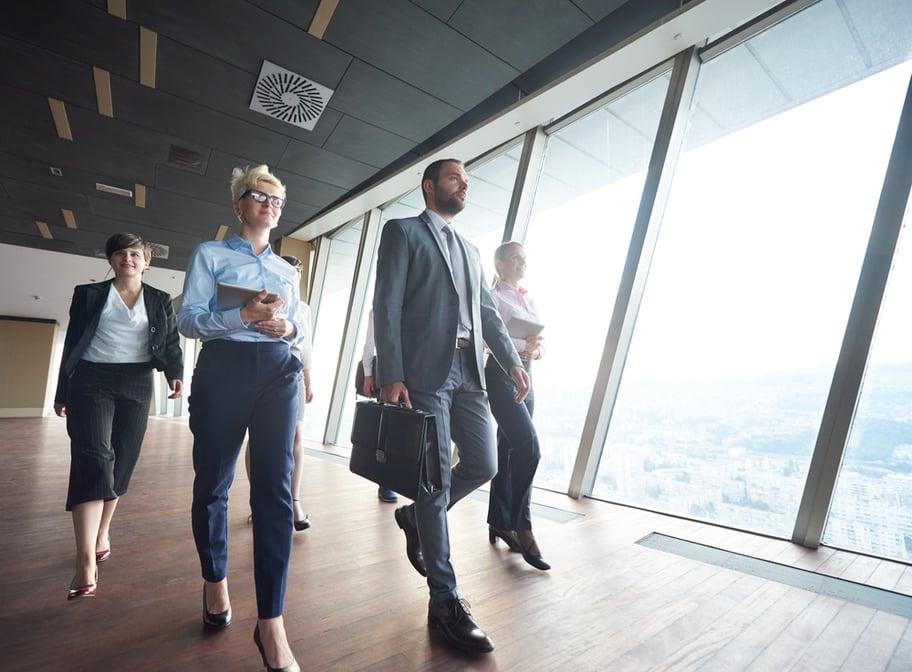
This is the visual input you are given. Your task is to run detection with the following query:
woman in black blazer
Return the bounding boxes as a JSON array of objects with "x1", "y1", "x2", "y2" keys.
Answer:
[{"x1": 54, "y1": 233, "x2": 183, "y2": 600}]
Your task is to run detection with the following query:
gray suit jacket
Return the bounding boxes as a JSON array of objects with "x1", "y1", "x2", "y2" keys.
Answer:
[{"x1": 373, "y1": 210, "x2": 521, "y2": 393}]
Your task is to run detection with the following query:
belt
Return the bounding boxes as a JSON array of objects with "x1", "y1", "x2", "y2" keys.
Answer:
[{"x1": 456, "y1": 338, "x2": 473, "y2": 349}]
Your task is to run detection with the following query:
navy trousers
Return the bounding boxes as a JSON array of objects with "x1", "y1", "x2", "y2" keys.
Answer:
[
  {"x1": 188, "y1": 340, "x2": 300, "y2": 619},
  {"x1": 485, "y1": 359, "x2": 540, "y2": 532}
]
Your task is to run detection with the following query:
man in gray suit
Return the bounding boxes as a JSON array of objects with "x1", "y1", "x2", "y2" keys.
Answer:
[{"x1": 373, "y1": 158, "x2": 530, "y2": 653}]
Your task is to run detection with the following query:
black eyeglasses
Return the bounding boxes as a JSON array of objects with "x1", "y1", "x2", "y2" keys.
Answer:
[{"x1": 241, "y1": 189, "x2": 286, "y2": 209}]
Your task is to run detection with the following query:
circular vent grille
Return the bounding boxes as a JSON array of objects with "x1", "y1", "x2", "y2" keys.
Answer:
[{"x1": 254, "y1": 73, "x2": 326, "y2": 126}]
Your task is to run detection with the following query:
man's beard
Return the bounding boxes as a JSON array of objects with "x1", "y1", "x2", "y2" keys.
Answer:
[{"x1": 437, "y1": 192, "x2": 466, "y2": 216}]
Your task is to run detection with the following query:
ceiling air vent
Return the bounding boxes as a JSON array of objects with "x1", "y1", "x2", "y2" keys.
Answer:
[
  {"x1": 249, "y1": 60, "x2": 333, "y2": 131},
  {"x1": 167, "y1": 144, "x2": 204, "y2": 171},
  {"x1": 149, "y1": 242, "x2": 170, "y2": 259}
]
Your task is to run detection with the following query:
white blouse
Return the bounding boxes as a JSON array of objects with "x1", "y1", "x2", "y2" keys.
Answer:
[{"x1": 82, "y1": 285, "x2": 152, "y2": 364}]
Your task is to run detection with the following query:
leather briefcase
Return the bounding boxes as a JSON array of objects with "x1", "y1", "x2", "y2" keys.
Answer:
[{"x1": 349, "y1": 400, "x2": 438, "y2": 500}]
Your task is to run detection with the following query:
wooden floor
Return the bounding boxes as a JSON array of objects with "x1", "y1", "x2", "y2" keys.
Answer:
[{"x1": 4, "y1": 415, "x2": 912, "y2": 672}]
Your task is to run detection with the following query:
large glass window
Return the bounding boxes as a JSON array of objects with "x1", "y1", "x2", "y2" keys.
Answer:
[
  {"x1": 301, "y1": 218, "x2": 362, "y2": 442},
  {"x1": 825, "y1": 169, "x2": 912, "y2": 561},
  {"x1": 521, "y1": 71, "x2": 671, "y2": 491},
  {"x1": 593, "y1": 0, "x2": 912, "y2": 539}
]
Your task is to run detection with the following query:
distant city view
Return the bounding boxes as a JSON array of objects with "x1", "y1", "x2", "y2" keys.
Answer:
[{"x1": 533, "y1": 363, "x2": 912, "y2": 561}]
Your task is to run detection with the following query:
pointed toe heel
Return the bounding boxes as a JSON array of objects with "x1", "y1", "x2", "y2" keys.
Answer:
[{"x1": 202, "y1": 585, "x2": 232, "y2": 628}]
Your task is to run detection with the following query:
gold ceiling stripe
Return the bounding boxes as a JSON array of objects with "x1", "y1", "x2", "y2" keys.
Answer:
[
  {"x1": 47, "y1": 98, "x2": 73, "y2": 140},
  {"x1": 139, "y1": 27, "x2": 157, "y2": 88},
  {"x1": 61, "y1": 209, "x2": 77, "y2": 229},
  {"x1": 308, "y1": 0, "x2": 340, "y2": 39},
  {"x1": 36, "y1": 221, "x2": 53, "y2": 240},
  {"x1": 93, "y1": 66, "x2": 114, "y2": 118},
  {"x1": 134, "y1": 183, "x2": 147, "y2": 208},
  {"x1": 214, "y1": 224, "x2": 229, "y2": 241},
  {"x1": 107, "y1": 0, "x2": 126, "y2": 20}
]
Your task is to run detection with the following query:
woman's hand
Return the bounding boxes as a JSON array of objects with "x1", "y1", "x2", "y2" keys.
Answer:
[
  {"x1": 253, "y1": 318, "x2": 290, "y2": 339},
  {"x1": 240, "y1": 290, "x2": 284, "y2": 324},
  {"x1": 520, "y1": 335, "x2": 544, "y2": 361},
  {"x1": 168, "y1": 379, "x2": 184, "y2": 399},
  {"x1": 54, "y1": 403, "x2": 66, "y2": 417}
]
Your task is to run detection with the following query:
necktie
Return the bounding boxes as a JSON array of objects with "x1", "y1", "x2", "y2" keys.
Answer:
[{"x1": 443, "y1": 225, "x2": 472, "y2": 339}]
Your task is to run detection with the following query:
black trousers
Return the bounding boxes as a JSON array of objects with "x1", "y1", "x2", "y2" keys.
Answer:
[
  {"x1": 485, "y1": 359, "x2": 540, "y2": 531},
  {"x1": 65, "y1": 361, "x2": 153, "y2": 510},
  {"x1": 188, "y1": 339, "x2": 300, "y2": 619}
]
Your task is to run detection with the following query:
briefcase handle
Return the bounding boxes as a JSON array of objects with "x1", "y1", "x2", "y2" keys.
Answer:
[
  {"x1": 375, "y1": 402, "x2": 414, "y2": 464},
  {"x1": 374, "y1": 401, "x2": 424, "y2": 464}
]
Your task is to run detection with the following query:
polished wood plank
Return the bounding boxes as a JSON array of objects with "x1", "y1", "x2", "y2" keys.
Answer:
[{"x1": 2, "y1": 416, "x2": 912, "y2": 671}]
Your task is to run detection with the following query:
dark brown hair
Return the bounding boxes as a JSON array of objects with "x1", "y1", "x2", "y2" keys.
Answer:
[{"x1": 105, "y1": 233, "x2": 152, "y2": 263}]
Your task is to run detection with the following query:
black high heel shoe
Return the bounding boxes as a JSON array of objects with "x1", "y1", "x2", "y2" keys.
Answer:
[
  {"x1": 253, "y1": 624, "x2": 300, "y2": 672},
  {"x1": 488, "y1": 526, "x2": 521, "y2": 553},
  {"x1": 202, "y1": 585, "x2": 232, "y2": 628},
  {"x1": 517, "y1": 532, "x2": 551, "y2": 571},
  {"x1": 292, "y1": 499, "x2": 310, "y2": 531}
]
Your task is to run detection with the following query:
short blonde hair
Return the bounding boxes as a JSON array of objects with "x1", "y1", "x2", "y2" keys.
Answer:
[{"x1": 229, "y1": 164, "x2": 286, "y2": 202}]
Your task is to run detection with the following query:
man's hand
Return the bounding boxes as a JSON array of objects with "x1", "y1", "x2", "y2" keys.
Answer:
[
  {"x1": 168, "y1": 379, "x2": 184, "y2": 399},
  {"x1": 363, "y1": 375, "x2": 375, "y2": 398},
  {"x1": 508, "y1": 366, "x2": 531, "y2": 403},
  {"x1": 380, "y1": 381, "x2": 411, "y2": 408}
]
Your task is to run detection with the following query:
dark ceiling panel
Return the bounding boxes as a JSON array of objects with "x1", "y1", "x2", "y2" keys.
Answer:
[
  {"x1": 0, "y1": 37, "x2": 98, "y2": 109},
  {"x1": 246, "y1": 0, "x2": 321, "y2": 31},
  {"x1": 572, "y1": 0, "x2": 631, "y2": 22},
  {"x1": 153, "y1": 164, "x2": 233, "y2": 205},
  {"x1": 278, "y1": 141, "x2": 377, "y2": 190},
  {"x1": 450, "y1": 0, "x2": 594, "y2": 72},
  {"x1": 412, "y1": 0, "x2": 461, "y2": 22},
  {"x1": 3, "y1": 0, "x2": 137, "y2": 80},
  {"x1": 324, "y1": 0, "x2": 520, "y2": 110},
  {"x1": 110, "y1": 75, "x2": 290, "y2": 167},
  {"x1": 323, "y1": 116, "x2": 415, "y2": 169},
  {"x1": 0, "y1": 85, "x2": 61, "y2": 134},
  {"x1": 130, "y1": 0, "x2": 349, "y2": 86},
  {"x1": 328, "y1": 60, "x2": 462, "y2": 142}
]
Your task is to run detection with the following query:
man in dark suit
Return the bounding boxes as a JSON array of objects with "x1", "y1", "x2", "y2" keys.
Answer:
[{"x1": 373, "y1": 158, "x2": 531, "y2": 653}]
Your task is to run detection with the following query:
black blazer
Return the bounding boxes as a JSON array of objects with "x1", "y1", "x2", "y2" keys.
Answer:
[{"x1": 54, "y1": 280, "x2": 184, "y2": 405}]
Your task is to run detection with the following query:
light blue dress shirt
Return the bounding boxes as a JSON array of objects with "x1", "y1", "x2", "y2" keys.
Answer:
[{"x1": 178, "y1": 234, "x2": 304, "y2": 343}]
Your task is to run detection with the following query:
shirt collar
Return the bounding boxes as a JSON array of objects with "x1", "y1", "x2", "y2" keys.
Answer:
[
  {"x1": 424, "y1": 208, "x2": 450, "y2": 234},
  {"x1": 226, "y1": 234, "x2": 275, "y2": 257}
]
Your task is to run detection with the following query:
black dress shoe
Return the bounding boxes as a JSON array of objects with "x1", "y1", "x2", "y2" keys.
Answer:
[
  {"x1": 428, "y1": 597, "x2": 494, "y2": 653},
  {"x1": 202, "y1": 585, "x2": 232, "y2": 628},
  {"x1": 394, "y1": 506, "x2": 426, "y2": 576}
]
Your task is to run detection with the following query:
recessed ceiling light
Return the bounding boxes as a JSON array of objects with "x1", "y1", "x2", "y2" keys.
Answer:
[
  {"x1": 96, "y1": 182, "x2": 133, "y2": 198},
  {"x1": 35, "y1": 221, "x2": 53, "y2": 239},
  {"x1": 47, "y1": 98, "x2": 73, "y2": 141},
  {"x1": 50, "y1": 166, "x2": 63, "y2": 176},
  {"x1": 62, "y1": 209, "x2": 77, "y2": 229}
]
